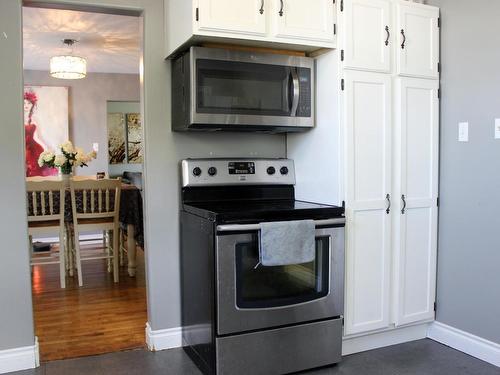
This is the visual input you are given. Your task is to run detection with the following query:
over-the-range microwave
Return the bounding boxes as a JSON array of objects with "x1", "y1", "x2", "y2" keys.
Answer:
[{"x1": 172, "y1": 47, "x2": 315, "y2": 133}]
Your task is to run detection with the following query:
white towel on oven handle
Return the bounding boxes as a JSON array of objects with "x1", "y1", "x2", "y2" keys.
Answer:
[{"x1": 258, "y1": 219, "x2": 316, "y2": 267}]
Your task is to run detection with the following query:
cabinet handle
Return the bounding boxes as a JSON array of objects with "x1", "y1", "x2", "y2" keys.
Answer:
[
  {"x1": 401, "y1": 29, "x2": 406, "y2": 49},
  {"x1": 259, "y1": 0, "x2": 264, "y2": 14},
  {"x1": 385, "y1": 26, "x2": 390, "y2": 46},
  {"x1": 386, "y1": 194, "x2": 391, "y2": 214},
  {"x1": 401, "y1": 195, "x2": 407, "y2": 214},
  {"x1": 279, "y1": 0, "x2": 284, "y2": 16}
]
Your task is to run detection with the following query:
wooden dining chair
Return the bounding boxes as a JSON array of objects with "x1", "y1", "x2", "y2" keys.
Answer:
[
  {"x1": 69, "y1": 178, "x2": 122, "y2": 286},
  {"x1": 26, "y1": 180, "x2": 66, "y2": 288}
]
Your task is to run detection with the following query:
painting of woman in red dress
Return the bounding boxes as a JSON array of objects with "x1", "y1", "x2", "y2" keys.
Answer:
[{"x1": 24, "y1": 90, "x2": 57, "y2": 177}]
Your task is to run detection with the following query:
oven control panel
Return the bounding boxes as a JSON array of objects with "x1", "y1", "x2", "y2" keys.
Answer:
[{"x1": 182, "y1": 159, "x2": 295, "y2": 187}]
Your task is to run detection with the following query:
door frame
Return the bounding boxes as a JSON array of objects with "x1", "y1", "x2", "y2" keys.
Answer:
[{"x1": 7, "y1": 0, "x2": 168, "y2": 365}]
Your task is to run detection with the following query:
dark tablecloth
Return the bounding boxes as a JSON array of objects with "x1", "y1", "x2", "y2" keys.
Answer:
[{"x1": 28, "y1": 184, "x2": 144, "y2": 248}]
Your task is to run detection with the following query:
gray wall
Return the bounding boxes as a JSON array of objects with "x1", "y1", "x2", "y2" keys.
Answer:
[
  {"x1": 0, "y1": 0, "x2": 285, "y2": 353},
  {"x1": 23, "y1": 70, "x2": 141, "y2": 176},
  {"x1": 0, "y1": 0, "x2": 36, "y2": 351},
  {"x1": 428, "y1": 0, "x2": 500, "y2": 344}
]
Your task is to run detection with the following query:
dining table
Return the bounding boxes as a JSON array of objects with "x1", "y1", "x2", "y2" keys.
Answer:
[{"x1": 27, "y1": 175, "x2": 143, "y2": 277}]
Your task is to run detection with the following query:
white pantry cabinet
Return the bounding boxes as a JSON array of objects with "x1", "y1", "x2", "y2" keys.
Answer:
[
  {"x1": 396, "y1": 3, "x2": 440, "y2": 78},
  {"x1": 393, "y1": 77, "x2": 439, "y2": 326},
  {"x1": 343, "y1": 70, "x2": 393, "y2": 335},
  {"x1": 340, "y1": 0, "x2": 439, "y2": 78},
  {"x1": 342, "y1": 0, "x2": 392, "y2": 73},
  {"x1": 165, "y1": 0, "x2": 337, "y2": 58},
  {"x1": 340, "y1": 0, "x2": 440, "y2": 338}
]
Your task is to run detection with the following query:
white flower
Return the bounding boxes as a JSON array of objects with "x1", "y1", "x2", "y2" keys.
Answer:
[
  {"x1": 75, "y1": 152, "x2": 87, "y2": 167},
  {"x1": 43, "y1": 151, "x2": 55, "y2": 162},
  {"x1": 38, "y1": 150, "x2": 55, "y2": 167},
  {"x1": 60, "y1": 141, "x2": 74, "y2": 154},
  {"x1": 54, "y1": 154, "x2": 67, "y2": 167}
]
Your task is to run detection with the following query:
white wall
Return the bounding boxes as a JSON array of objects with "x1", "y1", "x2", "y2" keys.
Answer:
[
  {"x1": 23, "y1": 70, "x2": 140, "y2": 176},
  {"x1": 288, "y1": 50, "x2": 342, "y2": 206}
]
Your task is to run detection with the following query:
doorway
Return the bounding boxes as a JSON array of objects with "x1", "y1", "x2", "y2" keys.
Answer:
[{"x1": 23, "y1": 4, "x2": 147, "y2": 362}]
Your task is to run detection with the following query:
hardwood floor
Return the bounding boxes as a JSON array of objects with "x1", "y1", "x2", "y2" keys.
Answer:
[{"x1": 32, "y1": 243, "x2": 147, "y2": 362}]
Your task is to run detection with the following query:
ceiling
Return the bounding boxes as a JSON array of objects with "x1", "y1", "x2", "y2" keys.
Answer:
[{"x1": 23, "y1": 7, "x2": 140, "y2": 74}]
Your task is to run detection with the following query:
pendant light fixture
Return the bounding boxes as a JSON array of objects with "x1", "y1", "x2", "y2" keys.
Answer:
[{"x1": 50, "y1": 39, "x2": 87, "y2": 79}]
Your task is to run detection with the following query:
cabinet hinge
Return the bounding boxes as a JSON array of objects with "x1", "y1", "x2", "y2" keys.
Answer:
[
  {"x1": 195, "y1": 7, "x2": 199, "y2": 21},
  {"x1": 437, "y1": 62, "x2": 441, "y2": 73},
  {"x1": 437, "y1": 197, "x2": 440, "y2": 207},
  {"x1": 434, "y1": 302, "x2": 437, "y2": 311},
  {"x1": 438, "y1": 88, "x2": 441, "y2": 99},
  {"x1": 341, "y1": 49, "x2": 344, "y2": 61},
  {"x1": 340, "y1": 0, "x2": 344, "y2": 12},
  {"x1": 334, "y1": 23, "x2": 337, "y2": 35},
  {"x1": 341, "y1": 79, "x2": 345, "y2": 91},
  {"x1": 437, "y1": 17, "x2": 441, "y2": 28}
]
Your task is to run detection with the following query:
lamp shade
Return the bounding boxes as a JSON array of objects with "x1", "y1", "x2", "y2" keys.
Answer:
[{"x1": 50, "y1": 55, "x2": 87, "y2": 79}]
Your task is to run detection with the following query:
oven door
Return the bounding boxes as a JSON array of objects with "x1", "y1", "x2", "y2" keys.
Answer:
[
  {"x1": 215, "y1": 219, "x2": 344, "y2": 336},
  {"x1": 190, "y1": 47, "x2": 314, "y2": 129}
]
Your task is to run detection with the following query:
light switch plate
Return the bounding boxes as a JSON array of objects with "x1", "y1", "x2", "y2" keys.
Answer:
[
  {"x1": 495, "y1": 119, "x2": 500, "y2": 139},
  {"x1": 458, "y1": 122, "x2": 469, "y2": 142},
  {"x1": 93, "y1": 142, "x2": 99, "y2": 152}
]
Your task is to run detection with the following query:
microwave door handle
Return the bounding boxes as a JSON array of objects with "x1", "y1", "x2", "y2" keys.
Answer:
[{"x1": 290, "y1": 67, "x2": 300, "y2": 117}]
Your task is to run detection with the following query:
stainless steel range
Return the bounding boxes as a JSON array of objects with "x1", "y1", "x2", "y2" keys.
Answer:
[{"x1": 180, "y1": 158, "x2": 345, "y2": 375}]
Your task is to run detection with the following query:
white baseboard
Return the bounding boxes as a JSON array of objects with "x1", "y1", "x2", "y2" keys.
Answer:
[
  {"x1": 342, "y1": 323, "x2": 430, "y2": 356},
  {"x1": 0, "y1": 337, "x2": 39, "y2": 374},
  {"x1": 145, "y1": 323, "x2": 182, "y2": 352},
  {"x1": 428, "y1": 321, "x2": 500, "y2": 368}
]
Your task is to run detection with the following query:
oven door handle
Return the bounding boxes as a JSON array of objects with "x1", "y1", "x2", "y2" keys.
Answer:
[
  {"x1": 290, "y1": 67, "x2": 300, "y2": 117},
  {"x1": 216, "y1": 218, "x2": 346, "y2": 232}
]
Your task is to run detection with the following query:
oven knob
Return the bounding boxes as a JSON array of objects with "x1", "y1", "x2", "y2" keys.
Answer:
[
  {"x1": 192, "y1": 167, "x2": 202, "y2": 177},
  {"x1": 208, "y1": 167, "x2": 217, "y2": 176},
  {"x1": 267, "y1": 166, "x2": 276, "y2": 175},
  {"x1": 280, "y1": 166, "x2": 289, "y2": 175}
]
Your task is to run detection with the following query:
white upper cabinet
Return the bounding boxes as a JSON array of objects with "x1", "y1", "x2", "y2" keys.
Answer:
[
  {"x1": 396, "y1": 3, "x2": 440, "y2": 78},
  {"x1": 273, "y1": 0, "x2": 336, "y2": 43},
  {"x1": 165, "y1": 0, "x2": 336, "y2": 58},
  {"x1": 342, "y1": 0, "x2": 392, "y2": 73},
  {"x1": 393, "y1": 77, "x2": 439, "y2": 326},
  {"x1": 197, "y1": 0, "x2": 267, "y2": 36},
  {"x1": 344, "y1": 70, "x2": 392, "y2": 335}
]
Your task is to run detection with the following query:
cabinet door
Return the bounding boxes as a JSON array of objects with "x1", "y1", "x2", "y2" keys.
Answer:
[
  {"x1": 393, "y1": 78, "x2": 439, "y2": 326},
  {"x1": 397, "y1": 3, "x2": 439, "y2": 78},
  {"x1": 343, "y1": 0, "x2": 391, "y2": 73},
  {"x1": 197, "y1": 0, "x2": 267, "y2": 37},
  {"x1": 273, "y1": 0, "x2": 335, "y2": 43},
  {"x1": 344, "y1": 71, "x2": 392, "y2": 335}
]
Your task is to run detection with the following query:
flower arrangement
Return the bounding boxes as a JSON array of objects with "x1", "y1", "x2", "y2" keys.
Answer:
[{"x1": 38, "y1": 141, "x2": 97, "y2": 175}]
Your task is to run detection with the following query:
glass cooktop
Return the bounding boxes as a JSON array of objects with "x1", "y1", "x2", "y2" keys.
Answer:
[{"x1": 183, "y1": 199, "x2": 344, "y2": 224}]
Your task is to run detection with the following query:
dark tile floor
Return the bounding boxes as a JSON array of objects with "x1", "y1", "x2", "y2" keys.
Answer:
[{"x1": 13, "y1": 339, "x2": 500, "y2": 375}]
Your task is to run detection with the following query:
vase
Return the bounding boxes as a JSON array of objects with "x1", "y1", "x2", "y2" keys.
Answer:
[{"x1": 58, "y1": 170, "x2": 73, "y2": 187}]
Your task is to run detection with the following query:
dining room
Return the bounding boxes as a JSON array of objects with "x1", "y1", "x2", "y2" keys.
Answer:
[{"x1": 22, "y1": 5, "x2": 147, "y2": 362}]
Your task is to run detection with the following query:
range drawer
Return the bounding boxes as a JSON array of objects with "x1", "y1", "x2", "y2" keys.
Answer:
[{"x1": 216, "y1": 318, "x2": 342, "y2": 375}]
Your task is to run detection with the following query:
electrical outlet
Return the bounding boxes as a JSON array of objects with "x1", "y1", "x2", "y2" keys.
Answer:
[
  {"x1": 93, "y1": 142, "x2": 99, "y2": 152},
  {"x1": 495, "y1": 119, "x2": 500, "y2": 139},
  {"x1": 458, "y1": 122, "x2": 469, "y2": 142}
]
